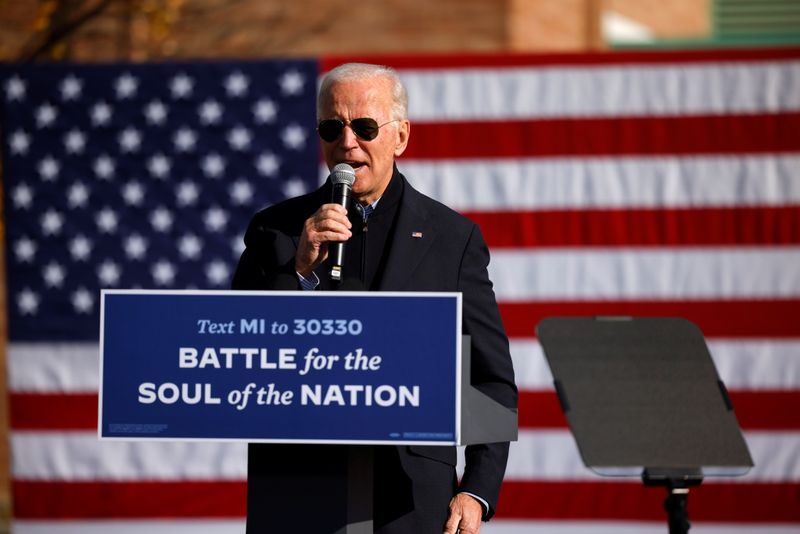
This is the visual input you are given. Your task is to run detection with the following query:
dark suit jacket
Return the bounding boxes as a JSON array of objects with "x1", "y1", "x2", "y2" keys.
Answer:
[{"x1": 233, "y1": 168, "x2": 517, "y2": 532}]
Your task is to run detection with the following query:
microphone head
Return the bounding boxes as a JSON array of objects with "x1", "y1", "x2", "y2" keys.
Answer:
[{"x1": 331, "y1": 163, "x2": 356, "y2": 186}]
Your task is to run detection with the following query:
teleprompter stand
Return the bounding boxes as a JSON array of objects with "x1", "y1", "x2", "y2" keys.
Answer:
[{"x1": 536, "y1": 317, "x2": 753, "y2": 534}]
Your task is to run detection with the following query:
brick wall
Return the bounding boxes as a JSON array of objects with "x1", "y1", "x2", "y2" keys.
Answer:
[{"x1": 0, "y1": 0, "x2": 711, "y2": 62}]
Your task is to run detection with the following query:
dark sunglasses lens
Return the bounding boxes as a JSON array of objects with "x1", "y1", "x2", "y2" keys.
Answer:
[
  {"x1": 350, "y1": 118, "x2": 380, "y2": 140},
  {"x1": 318, "y1": 120, "x2": 344, "y2": 142}
]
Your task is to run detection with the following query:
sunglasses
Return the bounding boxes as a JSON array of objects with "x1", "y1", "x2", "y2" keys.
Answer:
[{"x1": 317, "y1": 118, "x2": 399, "y2": 142}]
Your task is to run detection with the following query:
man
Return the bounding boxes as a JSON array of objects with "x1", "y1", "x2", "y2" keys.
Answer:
[{"x1": 233, "y1": 63, "x2": 517, "y2": 533}]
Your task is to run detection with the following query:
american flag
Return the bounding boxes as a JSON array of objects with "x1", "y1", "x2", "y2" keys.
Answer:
[{"x1": 2, "y1": 49, "x2": 800, "y2": 533}]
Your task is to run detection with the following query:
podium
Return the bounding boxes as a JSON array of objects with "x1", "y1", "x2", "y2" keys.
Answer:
[
  {"x1": 245, "y1": 336, "x2": 517, "y2": 533},
  {"x1": 99, "y1": 290, "x2": 517, "y2": 532},
  {"x1": 537, "y1": 317, "x2": 753, "y2": 533}
]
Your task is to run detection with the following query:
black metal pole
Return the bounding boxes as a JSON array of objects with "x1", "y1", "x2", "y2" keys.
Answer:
[{"x1": 664, "y1": 487, "x2": 691, "y2": 534}]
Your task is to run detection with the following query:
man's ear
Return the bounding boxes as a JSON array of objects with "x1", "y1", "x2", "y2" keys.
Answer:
[{"x1": 394, "y1": 120, "x2": 410, "y2": 157}]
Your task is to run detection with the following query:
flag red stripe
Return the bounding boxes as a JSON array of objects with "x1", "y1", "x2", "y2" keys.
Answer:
[
  {"x1": 467, "y1": 207, "x2": 800, "y2": 248},
  {"x1": 321, "y1": 47, "x2": 800, "y2": 71},
  {"x1": 12, "y1": 479, "x2": 799, "y2": 522},
  {"x1": 500, "y1": 300, "x2": 800, "y2": 338},
  {"x1": 11, "y1": 390, "x2": 800, "y2": 431},
  {"x1": 10, "y1": 393, "x2": 98, "y2": 430},
  {"x1": 12, "y1": 480, "x2": 246, "y2": 519},
  {"x1": 518, "y1": 390, "x2": 800, "y2": 430},
  {"x1": 498, "y1": 481, "x2": 800, "y2": 522},
  {"x1": 403, "y1": 114, "x2": 800, "y2": 159}
]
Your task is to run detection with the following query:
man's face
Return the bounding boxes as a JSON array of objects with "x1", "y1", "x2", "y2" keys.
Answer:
[{"x1": 319, "y1": 77, "x2": 410, "y2": 205}]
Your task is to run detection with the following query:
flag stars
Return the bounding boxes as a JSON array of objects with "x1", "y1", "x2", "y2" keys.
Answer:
[
  {"x1": 152, "y1": 260, "x2": 176, "y2": 286},
  {"x1": 122, "y1": 180, "x2": 146, "y2": 206},
  {"x1": 14, "y1": 237, "x2": 37, "y2": 263},
  {"x1": 176, "y1": 180, "x2": 199, "y2": 206},
  {"x1": 144, "y1": 99, "x2": 168, "y2": 125},
  {"x1": 38, "y1": 156, "x2": 60, "y2": 181},
  {"x1": 41, "y1": 209, "x2": 64, "y2": 236},
  {"x1": 60, "y1": 75, "x2": 83, "y2": 100},
  {"x1": 201, "y1": 153, "x2": 225, "y2": 178},
  {"x1": 71, "y1": 287, "x2": 94, "y2": 313},
  {"x1": 255, "y1": 152, "x2": 280, "y2": 176},
  {"x1": 118, "y1": 128, "x2": 142, "y2": 152},
  {"x1": 282, "y1": 177, "x2": 308, "y2": 198},
  {"x1": 6, "y1": 64, "x2": 325, "y2": 316},
  {"x1": 230, "y1": 179, "x2": 253, "y2": 205},
  {"x1": 170, "y1": 73, "x2": 194, "y2": 99},
  {"x1": 17, "y1": 289, "x2": 39, "y2": 315},
  {"x1": 97, "y1": 260, "x2": 122, "y2": 286},
  {"x1": 124, "y1": 233, "x2": 148, "y2": 260},
  {"x1": 227, "y1": 126, "x2": 252, "y2": 151},
  {"x1": 43, "y1": 262, "x2": 66, "y2": 288},
  {"x1": 67, "y1": 182, "x2": 90, "y2": 208},
  {"x1": 253, "y1": 99, "x2": 278, "y2": 123},
  {"x1": 12, "y1": 183, "x2": 34, "y2": 209},
  {"x1": 94, "y1": 155, "x2": 115, "y2": 179},
  {"x1": 280, "y1": 69, "x2": 305, "y2": 96},
  {"x1": 96, "y1": 208, "x2": 119, "y2": 233},
  {"x1": 178, "y1": 234, "x2": 203, "y2": 260},
  {"x1": 115, "y1": 73, "x2": 138, "y2": 99},
  {"x1": 64, "y1": 129, "x2": 87, "y2": 154},
  {"x1": 148, "y1": 153, "x2": 171, "y2": 179},
  {"x1": 204, "y1": 206, "x2": 228, "y2": 232},
  {"x1": 5, "y1": 75, "x2": 26, "y2": 101},
  {"x1": 281, "y1": 124, "x2": 307, "y2": 150},
  {"x1": 36, "y1": 103, "x2": 58, "y2": 128},
  {"x1": 69, "y1": 235, "x2": 93, "y2": 261},
  {"x1": 224, "y1": 71, "x2": 249, "y2": 97},
  {"x1": 198, "y1": 99, "x2": 223, "y2": 125},
  {"x1": 150, "y1": 207, "x2": 174, "y2": 233},
  {"x1": 173, "y1": 127, "x2": 198, "y2": 152},
  {"x1": 91, "y1": 101, "x2": 113, "y2": 126},
  {"x1": 231, "y1": 235, "x2": 246, "y2": 258},
  {"x1": 205, "y1": 260, "x2": 230, "y2": 286},
  {"x1": 10, "y1": 130, "x2": 30, "y2": 155}
]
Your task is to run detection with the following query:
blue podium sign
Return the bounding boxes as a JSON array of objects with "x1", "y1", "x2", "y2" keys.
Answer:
[{"x1": 99, "y1": 290, "x2": 462, "y2": 445}]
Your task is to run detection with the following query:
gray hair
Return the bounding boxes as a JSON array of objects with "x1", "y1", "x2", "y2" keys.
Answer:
[{"x1": 317, "y1": 63, "x2": 408, "y2": 121}]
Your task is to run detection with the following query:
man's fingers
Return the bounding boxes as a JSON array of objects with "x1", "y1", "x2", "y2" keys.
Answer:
[
  {"x1": 295, "y1": 204, "x2": 353, "y2": 275},
  {"x1": 444, "y1": 494, "x2": 482, "y2": 534},
  {"x1": 442, "y1": 510, "x2": 461, "y2": 534},
  {"x1": 308, "y1": 205, "x2": 352, "y2": 242}
]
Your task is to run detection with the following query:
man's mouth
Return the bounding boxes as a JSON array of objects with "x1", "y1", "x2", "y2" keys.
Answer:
[{"x1": 345, "y1": 161, "x2": 366, "y2": 171}]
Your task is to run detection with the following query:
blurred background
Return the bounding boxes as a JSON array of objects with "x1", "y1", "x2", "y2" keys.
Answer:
[
  {"x1": 4, "y1": 0, "x2": 800, "y2": 62},
  {"x1": 1, "y1": 1, "x2": 799, "y2": 533}
]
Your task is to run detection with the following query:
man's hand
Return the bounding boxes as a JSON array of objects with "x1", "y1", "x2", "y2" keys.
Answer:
[
  {"x1": 295, "y1": 203, "x2": 352, "y2": 277},
  {"x1": 443, "y1": 493, "x2": 483, "y2": 534}
]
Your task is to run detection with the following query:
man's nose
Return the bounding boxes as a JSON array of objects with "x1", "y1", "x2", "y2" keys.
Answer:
[{"x1": 339, "y1": 124, "x2": 360, "y2": 148}]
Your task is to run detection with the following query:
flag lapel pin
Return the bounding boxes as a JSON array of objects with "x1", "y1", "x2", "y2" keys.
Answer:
[{"x1": 411, "y1": 231, "x2": 423, "y2": 238}]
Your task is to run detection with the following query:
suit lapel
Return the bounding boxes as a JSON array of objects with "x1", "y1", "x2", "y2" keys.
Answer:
[{"x1": 378, "y1": 183, "x2": 437, "y2": 291}]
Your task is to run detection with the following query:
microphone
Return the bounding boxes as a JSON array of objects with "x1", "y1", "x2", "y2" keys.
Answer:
[{"x1": 329, "y1": 163, "x2": 355, "y2": 282}]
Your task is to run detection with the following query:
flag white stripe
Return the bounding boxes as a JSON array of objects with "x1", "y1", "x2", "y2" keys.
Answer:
[
  {"x1": 11, "y1": 433, "x2": 246, "y2": 480},
  {"x1": 510, "y1": 339, "x2": 800, "y2": 390},
  {"x1": 400, "y1": 61, "x2": 800, "y2": 121},
  {"x1": 13, "y1": 430, "x2": 797, "y2": 482},
  {"x1": 398, "y1": 155, "x2": 800, "y2": 211},
  {"x1": 12, "y1": 521, "x2": 246, "y2": 534},
  {"x1": 502, "y1": 430, "x2": 796, "y2": 482},
  {"x1": 489, "y1": 247, "x2": 800, "y2": 301},
  {"x1": 8, "y1": 342, "x2": 100, "y2": 392},
  {"x1": 9, "y1": 339, "x2": 800, "y2": 393}
]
